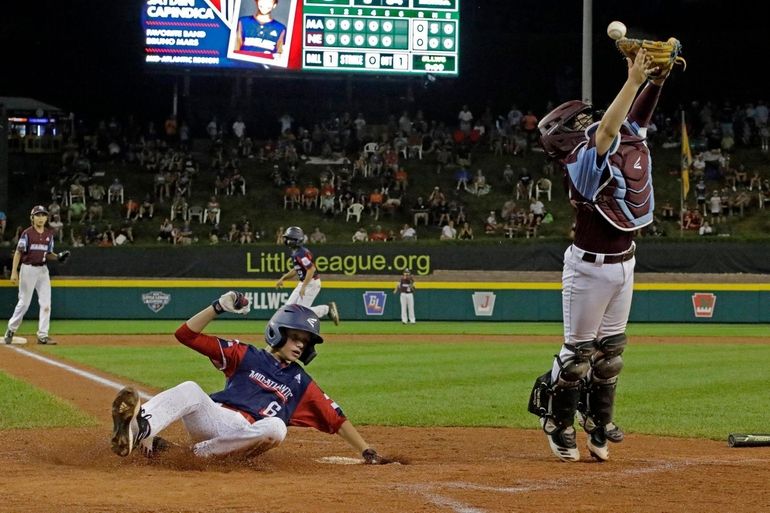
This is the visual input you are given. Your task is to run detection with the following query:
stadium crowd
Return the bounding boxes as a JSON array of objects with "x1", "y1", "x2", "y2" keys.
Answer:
[{"x1": 3, "y1": 97, "x2": 769, "y2": 250}]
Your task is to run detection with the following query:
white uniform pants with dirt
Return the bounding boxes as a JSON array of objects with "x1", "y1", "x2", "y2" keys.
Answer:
[
  {"x1": 141, "y1": 381, "x2": 287, "y2": 457},
  {"x1": 287, "y1": 279, "x2": 329, "y2": 318},
  {"x1": 400, "y1": 293, "x2": 415, "y2": 323},
  {"x1": 7, "y1": 264, "x2": 52, "y2": 338},
  {"x1": 552, "y1": 245, "x2": 634, "y2": 380}
]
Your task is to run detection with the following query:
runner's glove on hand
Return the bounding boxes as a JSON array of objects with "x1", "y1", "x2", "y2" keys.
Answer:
[{"x1": 212, "y1": 291, "x2": 251, "y2": 315}]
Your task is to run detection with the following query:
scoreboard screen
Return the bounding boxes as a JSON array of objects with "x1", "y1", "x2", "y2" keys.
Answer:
[{"x1": 141, "y1": 0, "x2": 460, "y2": 75}]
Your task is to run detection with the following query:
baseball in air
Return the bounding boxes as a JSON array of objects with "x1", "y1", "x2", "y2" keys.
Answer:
[{"x1": 607, "y1": 21, "x2": 626, "y2": 40}]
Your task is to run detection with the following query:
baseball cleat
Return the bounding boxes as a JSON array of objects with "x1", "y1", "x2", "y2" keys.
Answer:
[
  {"x1": 4, "y1": 329, "x2": 14, "y2": 344},
  {"x1": 586, "y1": 430, "x2": 610, "y2": 461},
  {"x1": 37, "y1": 336, "x2": 58, "y2": 345},
  {"x1": 328, "y1": 302, "x2": 340, "y2": 326},
  {"x1": 111, "y1": 387, "x2": 152, "y2": 457},
  {"x1": 545, "y1": 426, "x2": 580, "y2": 462}
]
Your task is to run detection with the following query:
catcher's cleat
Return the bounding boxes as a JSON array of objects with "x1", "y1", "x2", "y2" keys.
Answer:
[
  {"x1": 544, "y1": 423, "x2": 580, "y2": 462},
  {"x1": 328, "y1": 302, "x2": 340, "y2": 326},
  {"x1": 111, "y1": 387, "x2": 152, "y2": 457},
  {"x1": 3, "y1": 329, "x2": 13, "y2": 344},
  {"x1": 37, "y1": 336, "x2": 58, "y2": 345},
  {"x1": 587, "y1": 429, "x2": 610, "y2": 462}
]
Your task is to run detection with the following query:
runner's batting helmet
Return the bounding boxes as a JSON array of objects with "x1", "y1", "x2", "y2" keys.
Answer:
[
  {"x1": 282, "y1": 226, "x2": 305, "y2": 248},
  {"x1": 538, "y1": 100, "x2": 594, "y2": 159},
  {"x1": 264, "y1": 304, "x2": 324, "y2": 365}
]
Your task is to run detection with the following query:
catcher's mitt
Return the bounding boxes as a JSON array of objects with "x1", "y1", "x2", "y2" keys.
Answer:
[{"x1": 615, "y1": 37, "x2": 686, "y2": 80}]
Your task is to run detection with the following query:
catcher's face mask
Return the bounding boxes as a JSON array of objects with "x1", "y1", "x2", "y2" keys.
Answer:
[{"x1": 538, "y1": 100, "x2": 594, "y2": 159}]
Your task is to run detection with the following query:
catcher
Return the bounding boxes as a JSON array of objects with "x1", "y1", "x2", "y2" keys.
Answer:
[
  {"x1": 110, "y1": 292, "x2": 390, "y2": 464},
  {"x1": 529, "y1": 41, "x2": 681, "y2": 462}
]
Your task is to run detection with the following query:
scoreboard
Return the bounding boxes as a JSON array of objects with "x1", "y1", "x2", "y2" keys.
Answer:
[
  {"x1": 302, "y1": 0, "x2": 459, "y2": 75},
  {"x1": 141, "y1": 0, "x2": 460, "y2": 76}
]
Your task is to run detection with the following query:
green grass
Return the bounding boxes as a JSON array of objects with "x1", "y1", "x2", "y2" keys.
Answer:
[
  {"x1": 39, "y1": 339, "x2": 770, "y2": 440},
  {"x1": 0, "y1": 371, "x2": 96, "y2": 429},
  {"x1": 16, "y1": 319, "x2": 770, "y2": 337}
]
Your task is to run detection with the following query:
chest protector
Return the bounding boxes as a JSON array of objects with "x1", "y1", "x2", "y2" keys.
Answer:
[{"x1": 593, "y1": 135, "x2": 654, "y2": 231}]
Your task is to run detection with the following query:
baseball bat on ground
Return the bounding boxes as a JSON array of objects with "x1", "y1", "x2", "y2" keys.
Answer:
[{"x1": 727, "y1": 433, "x2": 770, "y2": 447}]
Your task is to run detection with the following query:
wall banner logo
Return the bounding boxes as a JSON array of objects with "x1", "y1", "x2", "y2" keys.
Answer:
[
  {"x1": 692, "y1": 293, "x2": 717, "y2": 318},
  {"x1": 363, "y1": 291, "x2": 387, "y2": 316},
  {"x1": 472, "y1": 292, "x2": 496, "y2": 316},
  {"x1": 142, "y1": 291, "x2": 171, "y2": 313}
]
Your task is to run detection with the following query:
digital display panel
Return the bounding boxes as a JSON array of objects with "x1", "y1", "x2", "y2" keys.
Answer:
[{"x1": 141, "y1": 0, "x2": 459, "y2": 75}]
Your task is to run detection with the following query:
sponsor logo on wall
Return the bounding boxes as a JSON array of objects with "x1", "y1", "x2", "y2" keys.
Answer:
[
  {"x1": 142, "y1": 291, "x2": 171, "y2": 313},
  {"x1": 244, "y1": 292, "x2": 290, "y2": 310},
  {"x1": 363, "y1": 291, "x2": 387, "y2": 315},
  {"x1": 692, "y1": 292, "x2": 717, "y2": 318},
  {"x1": 472, "y1": 292, "x2": 496, "y2": 316}
]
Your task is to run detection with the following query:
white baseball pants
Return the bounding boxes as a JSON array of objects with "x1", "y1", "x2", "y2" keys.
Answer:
[
  {"x1": 287, "y1": 278, "x2": 329, "y2": 318},
  {"x1": 142, "y1": 381, "x2": 287, "y2": 457},
  {"x1": 552, "y1": 245, "x2": 635, "y2": 380},
  {"x1": 400, "y1": 293, "x2": 415, "y2": 323},
  {"x1": 7, "y1": 263, "x2": 52, "y2": 338}
]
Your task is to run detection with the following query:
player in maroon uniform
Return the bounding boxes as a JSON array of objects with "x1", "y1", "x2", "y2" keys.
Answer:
[
  {"x1": 528, "y1": 49, "x2": 669, "y2": 461},
  {"x1": 4, "y1": 205, "x2": 70, "y2": 345},
  {"x1": 110, "y1": 291, "x2": 389, "y2": 463}
]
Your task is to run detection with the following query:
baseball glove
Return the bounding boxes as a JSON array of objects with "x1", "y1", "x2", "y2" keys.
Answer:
[
  {"x1": 615, "y1": 37, "x2": 686, "y2": 79},
  {"x1": 57, "y1": 250, "x2": 71, "y2": 264}
]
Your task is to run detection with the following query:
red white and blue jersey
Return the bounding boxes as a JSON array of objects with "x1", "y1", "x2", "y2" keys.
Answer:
[
  {"x1": 18, "y1": 227, "x2": 54, "y2": 265},
  {"x1": 238, "y1": 17, "x2": 286, "y2": 54},
  {"x1": 291, "y1": 246, "x2": 319, "y2": 282},
  {"x1": 175, "y1": 324, "x2": 346, "y2": 433}
]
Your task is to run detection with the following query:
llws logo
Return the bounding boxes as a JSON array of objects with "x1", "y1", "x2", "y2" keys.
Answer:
[
  {"x1": 142, "y1": 291, "x2": 171, "y2": 313},
  {"x1": 472, "y1": 292, "x2": 496, "y2": 317},
  {"x1": 363, "y1": 291, "x2": 386, "y2": 316},
  {"x1": 692, "y1": 292, "x2": 717, "y2": 318}
]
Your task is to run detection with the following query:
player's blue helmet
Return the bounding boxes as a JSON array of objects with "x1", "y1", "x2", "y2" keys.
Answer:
[
  {"x1": 264, "y1": 304, "x2": 324, "y2": 365},
  {"x1": 282, "y1": 226, "x2": 305, "y2": 248},
  {"x1": 538, "y1": 100, "x2": 594, "y2": 159}
]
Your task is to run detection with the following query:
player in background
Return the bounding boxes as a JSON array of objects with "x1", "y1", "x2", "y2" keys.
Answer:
[
  {"x1": 276, "y1": 226, "x2": 339, "y2": 325},
  {"x1": 528, "y1": 49, "x2": 668, "y2": 462},
  {"x1": 235, "y1": 0, "x2": 287, "y2": 55},
  {"x1": 110, "y1": 293, "x2": 390, "y2": 464},
  {"x1": 4, "y1": 205, "x2": 70, "y2": 345},
  {"x1": 393, "y1": 268, "x2": 416, "y2": 324}
]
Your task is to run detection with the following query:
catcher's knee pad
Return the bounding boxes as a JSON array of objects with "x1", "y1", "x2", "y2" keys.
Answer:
[
  {"x1": 556, "y1": 340, "x2": 597, "y2": 383},
  {"x1": 591, "y1": 333, "x2": 627, "y2": 383}
]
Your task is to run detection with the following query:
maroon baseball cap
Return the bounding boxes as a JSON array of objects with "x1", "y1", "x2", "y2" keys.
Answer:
[{"x1": 30, "y1": 205, "x2": 49, "y2": 216}]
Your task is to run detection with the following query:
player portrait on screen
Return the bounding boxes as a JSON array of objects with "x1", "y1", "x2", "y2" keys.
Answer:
[{"x1": 229, "y1": 0, "x2": 297, "y2": 67}]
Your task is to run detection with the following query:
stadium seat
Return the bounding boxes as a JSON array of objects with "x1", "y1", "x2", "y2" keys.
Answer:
[
  {"x1": 363, "y1": 142, "x2": 379, "y2": 158},
  {"x1": 346, "y1": 202, "x2": 364, "y2": 223},
  {"x1": 188, "y1": 205, "x2": 204, "y2": 223},
  {"x1": 535, "y1": 178, "x2": 552, "y2": 201}
]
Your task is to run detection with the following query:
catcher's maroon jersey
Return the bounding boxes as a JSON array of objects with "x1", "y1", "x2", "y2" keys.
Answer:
[{"x1": 563, "y1": 84, "x2": 660, "y2": 254}]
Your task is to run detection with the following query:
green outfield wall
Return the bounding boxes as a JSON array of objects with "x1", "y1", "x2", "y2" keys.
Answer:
[{"x1": 2, "y1": 280, "x2": 768, "y2": 323}]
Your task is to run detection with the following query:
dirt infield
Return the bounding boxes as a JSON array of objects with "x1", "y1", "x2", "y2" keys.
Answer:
[{"x1": 2, "y1": 335, "x2": 770, "y2": 513}]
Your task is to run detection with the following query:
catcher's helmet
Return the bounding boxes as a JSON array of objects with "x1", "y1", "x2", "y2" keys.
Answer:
[
  {"x1": 30, "y1": 205, "x2": 49, "y2": 217},
  {"x1": 538, "y1": 100, "x2": 594, "y2": 159},
  {"x1": 282, "y1": 226, "x2": 305, "y2": 248},
  {"x1": 264, "y1": 304, "x2": 324, "y2": 365}
]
